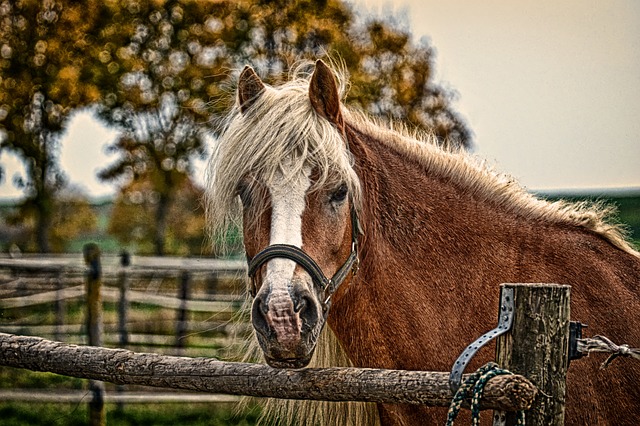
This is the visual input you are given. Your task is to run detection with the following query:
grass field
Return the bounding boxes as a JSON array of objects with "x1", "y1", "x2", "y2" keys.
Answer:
[{"x1": 0, "y1": 402, "x2": 259, "y2": 426}]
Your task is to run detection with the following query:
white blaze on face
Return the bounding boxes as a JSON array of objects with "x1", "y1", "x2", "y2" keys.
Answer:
[{"x1": 265, "y1": 165, "x2": 311, "y2": 293}]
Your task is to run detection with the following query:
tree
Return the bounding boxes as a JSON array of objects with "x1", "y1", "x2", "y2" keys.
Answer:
[
  {"x1": 98, "y1": 93, "x2": 207, "y2": 255},
  {"x1": 0, "y1": 0, "x2": 102, "y2": 251},
  {"x1": 92, "y1": 0, "x2": 234, "y2": 255},
  {"x1": 107, "y1": 177, "x2": 208, "y2": 256}
]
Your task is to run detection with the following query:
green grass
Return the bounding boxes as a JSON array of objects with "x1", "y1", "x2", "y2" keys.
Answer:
[
  {"x1": 0, "y1": 402, "x2": 259, "y2": 426},
  {"x1": 0, "y1": 369, "x2": 84, "y2": 390}
]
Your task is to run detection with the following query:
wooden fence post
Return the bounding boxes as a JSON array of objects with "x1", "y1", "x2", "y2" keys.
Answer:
[
  {"x1": 54, "y1": 269, "x2": 65, "y2": 342},
  {"x1": 118, "y1": 250, "x2": 131, "y2": 349},
  {"x1": 494, "y1": 283, "x2": 571, "y2": 426},
  {"x1": 176, "y1": 270, "x2": 190, "y2": 354},
  {"x1": 83, "y1": 243, "x2": 105, "y2": 426},
  {"x1": 116, "y1": 250, "x2": 131, "y2": 413}
]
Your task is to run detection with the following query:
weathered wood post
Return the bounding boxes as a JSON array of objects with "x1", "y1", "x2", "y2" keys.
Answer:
[
  {"x1": 118, "y1": 250, "x2": 131, "y2": 349},
  {"x1": 54, "y1": 269, "x2": 65, "y2": 342},
  {"x1": 83, "y1": 243, "x2": 106, "y2": 426},
  {"x1": 116, "y1": 250, "x2": 131, "y2": 413},
  {"x1": 176, "y1": 270, "x2": 190, "y2": 354},
  {"x1": 494, "y1": 283, "x2": 571, "y2": 426}
]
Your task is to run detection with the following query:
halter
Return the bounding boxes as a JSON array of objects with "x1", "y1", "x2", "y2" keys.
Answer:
[{"x1": 247, "y1": 203, "x2": 361, "y2": 311}]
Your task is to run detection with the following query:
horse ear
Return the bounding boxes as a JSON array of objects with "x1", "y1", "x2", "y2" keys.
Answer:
[
  {"x1": 237, "y1": 66, "x2": 265, "y2": 113},
  {"x1": 309, "y1": 60, "x2": 343, "y2": 126}
]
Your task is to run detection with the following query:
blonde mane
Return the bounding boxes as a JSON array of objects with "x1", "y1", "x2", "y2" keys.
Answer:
[
  {"x1": 205, "y1": 64, "x2": 361, "y2": 254},
  {"x1": 342, "y1": 108, "x2": 638, "y2": 257}
]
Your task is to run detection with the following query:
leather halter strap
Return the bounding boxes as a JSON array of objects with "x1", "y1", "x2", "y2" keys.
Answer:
[{"x1": 247, "y1": 204, "x2": 361, "y2": 309}]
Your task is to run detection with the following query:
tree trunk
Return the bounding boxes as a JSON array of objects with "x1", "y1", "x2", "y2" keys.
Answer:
[
  {"x1": 34, "y1": 190, "x2": 52, "y2": 253},
  {"x1": 153, "y1": 189, "x2": 171, "y2": 256}
]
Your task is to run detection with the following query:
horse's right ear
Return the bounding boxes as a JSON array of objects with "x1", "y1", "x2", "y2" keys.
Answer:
[
  {"x1": 237, "y1": 66, "x2": 265, "y2": 113},
  {"x1": 309, "y1": 60, "x2": 343, "y2": 127}
]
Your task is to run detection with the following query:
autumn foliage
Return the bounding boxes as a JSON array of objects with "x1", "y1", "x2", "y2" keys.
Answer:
[{"x1": 1, "y1": 0, "x2": 471, "y2": 255}]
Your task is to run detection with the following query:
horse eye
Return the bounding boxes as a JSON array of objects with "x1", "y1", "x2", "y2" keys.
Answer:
[
  {"x1": 237, "y1": 182, "x2": 251, "y2": 206},
  {"x1": 330, "y1": 184, "x2": 348, "y2": 204}
]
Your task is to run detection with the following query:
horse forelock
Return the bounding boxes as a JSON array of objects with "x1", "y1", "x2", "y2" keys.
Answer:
[{"x1": 205, "y1": 70, "x2": 362, "y2": 254}]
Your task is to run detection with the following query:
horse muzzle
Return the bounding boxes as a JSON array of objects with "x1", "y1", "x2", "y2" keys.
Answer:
[{"x1": 251, "y1": 283, "x2": 324, "y2": 368}]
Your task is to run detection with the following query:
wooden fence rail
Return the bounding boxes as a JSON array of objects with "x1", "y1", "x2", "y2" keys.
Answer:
[
  {"x1": 0, "y1": 249, "x2": 252, "y2": 425},
  {"x1": 0, "y1": 333, "x2": 536, "y2": 412},
  {"x1": 0, "y1": 285, "x2": 242, "y2": 310}
]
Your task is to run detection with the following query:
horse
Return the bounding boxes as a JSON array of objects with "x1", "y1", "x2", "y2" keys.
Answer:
[{"x1": 205, "y1": 60, "x2": 640, "y2": 425}]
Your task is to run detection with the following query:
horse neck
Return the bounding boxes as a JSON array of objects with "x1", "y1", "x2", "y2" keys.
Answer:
[
  {"x1": 347, "y1": 124, "x2": 484, "y2": 267},
  {"x1": 328, "y1": 124, "x2": 497, "y2": 369},
  {"x1": 330, "y1": 122, "x2": 544, "y2": 371}
]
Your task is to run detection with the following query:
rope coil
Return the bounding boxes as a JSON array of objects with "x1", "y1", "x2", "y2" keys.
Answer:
[
  {"x1": 446, "y1": 362, "x2": 526, "y2": 426},
  {"x1": 577, "y1": 335, "x2": 640, "y2": 369}
]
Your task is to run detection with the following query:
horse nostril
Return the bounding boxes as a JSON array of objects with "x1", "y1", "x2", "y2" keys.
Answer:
[
  {"x1": 293, "y1": 295, "x2": 307, "y2": 313},
  {"x1": 296, "y1": 294, "x2": 319, "y2": 327},
  {"x1": 251, "y1": 295, "x2": 269, "y2": 333}
]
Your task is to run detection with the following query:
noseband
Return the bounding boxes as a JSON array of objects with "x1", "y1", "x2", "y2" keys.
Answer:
[{"x1": 247, "y1": 204, "x2": 361, "y2": 311}]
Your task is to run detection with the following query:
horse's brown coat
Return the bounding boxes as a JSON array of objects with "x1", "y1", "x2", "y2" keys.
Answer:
[{"x1": 328, "y1": 122, "x2": 640, "y2": 424}]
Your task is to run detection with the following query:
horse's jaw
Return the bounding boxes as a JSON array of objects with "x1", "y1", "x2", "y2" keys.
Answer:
[{"x1": 255, "y1": 329, "x2": 320, "y2": 369}]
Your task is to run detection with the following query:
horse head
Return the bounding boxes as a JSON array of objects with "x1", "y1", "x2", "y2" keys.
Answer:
[{"x1": 220, "y1": 61, "x2": 361, "y2": 368}]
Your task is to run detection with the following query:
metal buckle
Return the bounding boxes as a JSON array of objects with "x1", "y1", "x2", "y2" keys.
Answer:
[{"x1": 448, "y1": 287, "x2": 515, "y2": 393}]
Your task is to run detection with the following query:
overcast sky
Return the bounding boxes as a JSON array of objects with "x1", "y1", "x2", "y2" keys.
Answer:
[
  {"x1": 357, "y1": 0, "x2": 640, "y2": 192},
  {"x1": 0, "y1": 0, "x2": 638, "y2": 199}
]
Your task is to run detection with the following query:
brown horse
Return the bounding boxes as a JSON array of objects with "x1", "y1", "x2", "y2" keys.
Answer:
[{"x1": 206, "y1": 60, "x2": 640, "y2": 425}]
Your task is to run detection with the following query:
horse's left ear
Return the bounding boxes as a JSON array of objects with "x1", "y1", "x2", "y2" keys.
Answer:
[
  {"x1": 238, "y1": 66, "x2": 266, "y2": 113},
  {"x1": 309, "y1": 60, "x2": 343, "y2": 126}
]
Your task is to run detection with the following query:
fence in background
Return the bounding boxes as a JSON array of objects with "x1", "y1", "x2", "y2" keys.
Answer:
[{"x1": 0, "y1": 247, "x2": 248, "y2": 419}]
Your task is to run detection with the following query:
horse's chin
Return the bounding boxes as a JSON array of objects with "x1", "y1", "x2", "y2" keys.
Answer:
[{"x1": 264, "y1": 352, "x2": 314, "y2": 369}]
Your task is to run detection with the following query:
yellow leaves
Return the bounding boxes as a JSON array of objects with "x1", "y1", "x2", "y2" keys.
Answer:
[
  {"x1": 57, "y1": 65, "x2": 79, "y2": 82},
  {"x1": 35, "y1": 40, "x2": 48, "y2": 54}
]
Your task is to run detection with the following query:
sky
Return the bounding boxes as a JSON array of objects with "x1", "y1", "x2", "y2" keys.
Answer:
[{"x1": 0, "y1": 0, "x2": 639, "y2": 200}]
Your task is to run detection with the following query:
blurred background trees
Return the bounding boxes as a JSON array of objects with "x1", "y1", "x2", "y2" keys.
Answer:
[
  {"x1": 1, "y1": 0, "x2": 471, "y2": 255},
  {"x1": 0, "y1": 0, "x2": 103, "y2": 252}
]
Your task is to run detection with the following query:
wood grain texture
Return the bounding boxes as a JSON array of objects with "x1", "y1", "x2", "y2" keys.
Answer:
[{"x1": 495, "y1": 283, "x2": 571, "y2": 426}]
